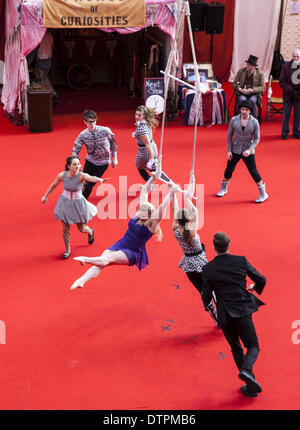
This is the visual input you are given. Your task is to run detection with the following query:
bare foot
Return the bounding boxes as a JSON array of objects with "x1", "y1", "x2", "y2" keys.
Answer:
[
  {"x1": 73, "y1": 256, "x2": 86, "y2": 266},
  {"x1": 70, "y1": 279, "x2": 84, "y2": 290}
]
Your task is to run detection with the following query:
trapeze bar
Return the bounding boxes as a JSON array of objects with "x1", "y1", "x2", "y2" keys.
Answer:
[
  {"x1": 160, "y1": 70, "x2": 200, "y2": 93},
  {"x1": 159, "y1": 177, "x2": 198, "y2": 200}
]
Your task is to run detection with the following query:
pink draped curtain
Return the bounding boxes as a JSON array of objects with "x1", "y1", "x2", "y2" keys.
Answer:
[{"x1": 1, "y1": 0, "x2": 177, "y2": 120}]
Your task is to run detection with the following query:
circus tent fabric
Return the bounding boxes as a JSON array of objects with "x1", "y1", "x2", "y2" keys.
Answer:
[
  {"x1": 1, "y1": 0, "x2": 178, "y2": 120},
  {"x1": 229, "y1": 0, "x2": 281, "y2": 82},
  {"x1": 0, "y1": 0, "x2": 5, "y2": 62},
  {"x1": 1, "y1": 0, "x2": 299, "y2": 123}
]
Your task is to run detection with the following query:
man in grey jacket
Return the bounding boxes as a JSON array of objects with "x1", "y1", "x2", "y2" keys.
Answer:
[{"x1": 216, "y1": 100, "x2": 268, "y2": 203}]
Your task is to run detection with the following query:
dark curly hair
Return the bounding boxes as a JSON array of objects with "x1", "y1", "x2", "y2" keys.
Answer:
[{"x1": 65, "y1": 156, "x2": 80, "y2": 171}]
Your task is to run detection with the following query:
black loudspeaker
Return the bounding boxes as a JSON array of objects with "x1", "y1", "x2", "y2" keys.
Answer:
[
  {"x1": 189, "y1": 1, "x2": 207, "y2": 32},
  {"x1": 27, "y1": 87, "x2": 53, "y2": 132},
  {"x1": 205, "y1": 2, "x2": 225, "y2": 34}
]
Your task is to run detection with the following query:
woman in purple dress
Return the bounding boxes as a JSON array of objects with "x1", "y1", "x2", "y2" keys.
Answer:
[{"x1": 70, "y1": 172, "x2": 178, "y2": 290}]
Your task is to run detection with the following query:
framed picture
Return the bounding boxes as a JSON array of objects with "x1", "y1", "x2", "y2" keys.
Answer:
[{"x1": 183, "y1": 63, "x2": 214, "y2": 83}]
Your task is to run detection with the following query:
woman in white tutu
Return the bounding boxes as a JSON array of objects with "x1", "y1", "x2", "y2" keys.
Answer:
[{"x1": 42, "y1": 156, "x2": 104, "y2": 259}]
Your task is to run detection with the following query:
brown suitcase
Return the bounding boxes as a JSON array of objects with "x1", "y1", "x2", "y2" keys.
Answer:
[{"x1": 27, "y1": 86, "x2": 53, "y2": 132}]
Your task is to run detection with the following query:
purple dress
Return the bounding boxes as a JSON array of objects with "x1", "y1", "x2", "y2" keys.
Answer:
[{"x1": 108, "y1": 217, "x2": 153, "y2": 270}]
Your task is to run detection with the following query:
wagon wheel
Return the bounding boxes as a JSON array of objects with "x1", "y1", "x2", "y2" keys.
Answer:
[{"x1": 66, "y1": 64, "x2": 95, "y2": 91}]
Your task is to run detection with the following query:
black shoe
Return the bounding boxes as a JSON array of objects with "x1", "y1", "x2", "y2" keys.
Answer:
[
  {"x1": 292, "y1": 134, "x2": 300, "y2": 139},
  {"x1": 62, "y1": 250, "x2": 71, "y2": 259},
  {"x1": 240, "y1": 385, "x2": 258, "y2": 397},
  {"x1": 88, "y1": 228, "x2": 94, "y2": 245},
  {"x1": 281, "y1": 135, "x2": 288, "y2": 140},
  {"x1": 238, "y1": 370, "x2": 262, "y2": 393}
]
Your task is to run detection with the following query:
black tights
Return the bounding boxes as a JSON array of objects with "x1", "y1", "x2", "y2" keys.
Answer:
[
  {"x1": 224, "y1": 153, "x2": 262, "y2": 183},
  {"x1": 186, "y1": 271, "x2": 203, "y2": 295},
  {"x1": 62, "y1": 222, "x2": 91, "y2": 252},
  {"x1": 138, "y1": 168, "x2": 151, "y2": 182}
]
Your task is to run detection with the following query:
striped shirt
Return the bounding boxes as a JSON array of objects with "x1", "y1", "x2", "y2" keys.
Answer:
[
  {"x1": 134, "y1": 120, "x2": 154, "y2": 146},
  {"x1": 72, "y1": 126, "x2": 117, "y2": 166}
]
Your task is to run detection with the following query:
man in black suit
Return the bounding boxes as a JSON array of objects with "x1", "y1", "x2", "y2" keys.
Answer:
[{"x1": 201, "y1": 232, "x2": 266, "y2": 397}]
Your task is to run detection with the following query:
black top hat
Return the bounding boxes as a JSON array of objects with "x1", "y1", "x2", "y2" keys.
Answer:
[
  {"x1": 239, "y1": 99, "x2": 253, "y2": 111},
  {"x1": 245, "y1": 55, "x2": 258, "y2": 66}
]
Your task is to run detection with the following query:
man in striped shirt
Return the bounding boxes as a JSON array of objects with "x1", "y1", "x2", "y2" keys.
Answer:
[{"x1": 72, "y1": 110, "x2": 118, "y2": 199}]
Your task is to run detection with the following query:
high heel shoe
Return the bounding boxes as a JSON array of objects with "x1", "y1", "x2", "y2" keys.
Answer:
[
  {"x1": 62, "y1": 250, "x2": 71, "y2": 259},
  {"x1": 88, "y1": 228, "x2": 94, "y2": 245}
]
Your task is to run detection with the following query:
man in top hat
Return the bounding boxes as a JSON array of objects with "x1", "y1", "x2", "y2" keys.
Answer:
[
  {"x1": 201, "y1": 232, "x2": 266, "y2": 397},
  {"x1": 232, "y1": 55, "x2": 266, "y2": 119}
]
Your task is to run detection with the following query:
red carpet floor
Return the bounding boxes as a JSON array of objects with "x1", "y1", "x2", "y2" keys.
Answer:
[{"x1": 1, "y1": 83, "x2": 300, "y2": 411}]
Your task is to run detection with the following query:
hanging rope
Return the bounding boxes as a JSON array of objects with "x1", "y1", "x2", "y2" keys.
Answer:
[
  {"x1": 158, "y1": 1, "x2": 186, "y2": 164},
  {"x1": 154, "y1": 1, "x2": 201, "y2": 201},
  {"x1": 158, "y1": 2, "x2": 201, "y2": 174},
  {"x1": 184, "y1": 0, "x2": 202, "y2": 173}
]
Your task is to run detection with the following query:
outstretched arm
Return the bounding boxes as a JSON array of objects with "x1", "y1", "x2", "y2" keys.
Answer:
[
  {"x1": 109, "y1": 135, "x2": 118, "y2": 168},
  {"x1": 139, "y1": 174, "x2": 156, "y2": 206},
  {"x1": 41, "y1": 172, "x2": 63, "y2": 203},
  {"x1": 80, "y1": 172, "x2": 105, "y2": 184},
  {"x1": 151, "y1": 184, "x2": 180, "y2": 232},
  {"x1": 139, "y1": 157, "x2": 161, "y2": 206},
  {"x1": 171, "y1": 190, "x2": 180, "y2": 229},
  {"x1": 183, "y1": 171, "x2": 198, "y2": 235}
]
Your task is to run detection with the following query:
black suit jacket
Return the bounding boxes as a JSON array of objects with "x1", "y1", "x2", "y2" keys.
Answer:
[{"x1": 201, "y1": 254, "x2": 266, "y2": 325}]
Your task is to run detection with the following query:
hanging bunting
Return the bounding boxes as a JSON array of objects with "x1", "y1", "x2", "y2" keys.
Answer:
[
  {"x1": 147, "y1": 5, "x2": 159, "y2": 26},
  {"x1": 85, "y1": 39, "x2": 96, "y2": 59},
  {"x1": 105, "y1": 40, "x2": 117, "y2": 60},
  {"x1": 167, "y1": 4, "x2": 177, "y2": 21},
  {"x1": 64, "y1": 40, "x2": 76, "y2": 61}
]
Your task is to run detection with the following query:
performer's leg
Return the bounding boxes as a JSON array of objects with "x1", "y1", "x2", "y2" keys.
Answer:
[
  {"x1": 242, "y1": 154, "x2": 262, "y2": 184},
  {"x1": 217, "y1": 153, "x2": 241, "y2": 197},
  {"x1": 242, "y1": 155, "x2": 268, "y2": 203},
  {"x1": 138, "y1": 168, "x2": 151, "y2": 182},
  {"x1": 186, "y1": 271, "x2": 203, "y2": 294},
  {"x1": 160, "y1": 171, "x2": 172, "y2": 183},
  {"x1": 221, "y1": 314, "x2": 245, "y2": 371},
  {"x1": 224, "y1": 152, "x2": 241, "y2": 180},
  {"x1": 292, "y1": 101, "x2": 300, "y2": 136},
  {"x1": 237, "y1": 314, "x2": 260, "y2": 374},
  {"x1": 282, "y1": 101, "x2": 293, "y2": 137},
  {"x1": 83, "y1": 161, "x2": 108, "y2": 199},
  {"x1": 76, "y1": 223, "x2": 94, "y2": 244},
  {"x1": 70, "y1": 266, "x2": 101, "y2": 290},
  {"x1": 186, "y1": 272, "x2": 219, "y2": 326},
  {"x1": 237, "y1": 314, "x2": 262, "y2": 393},
  {"x1": 70, "y1": 250, "x2": 130, "y2": 290},
  {"x1": 62, "y1": 222, "x2": 71, "y2": 258}
]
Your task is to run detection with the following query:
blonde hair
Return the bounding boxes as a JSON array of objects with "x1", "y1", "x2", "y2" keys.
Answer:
[
  {"x1": 138, "y1": 202, "x2": 163, "y2": 241},
  {"x1": 137, "y1": 105, "x2": 160, "y2": 130}
]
